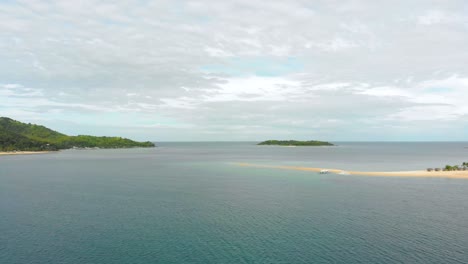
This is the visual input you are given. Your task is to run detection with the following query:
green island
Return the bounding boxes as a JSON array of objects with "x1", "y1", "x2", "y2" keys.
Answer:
[
  {"x1": 257, "y1": 140, "x2": 334, "y2": 146},
  {"x1": 0, "y1": 117, "x2": 155, "y2": 152}
]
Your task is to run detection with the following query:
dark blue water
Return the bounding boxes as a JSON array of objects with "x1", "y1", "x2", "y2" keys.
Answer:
[{"x1": 1, "y1": 142, "x2": 468, "y2": 263}]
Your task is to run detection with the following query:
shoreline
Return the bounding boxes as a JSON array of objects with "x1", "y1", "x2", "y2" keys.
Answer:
[
  {"x1": 237, "y1": 163, "x2": 468, "y2": 179},
  {"x1": 0, "y1": 151, "x2": 53, "y2": 156}
]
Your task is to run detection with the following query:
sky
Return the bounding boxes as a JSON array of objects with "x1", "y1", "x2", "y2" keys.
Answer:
[{"x1": 1, "y1": 0, "x2": 468, "y2": 141}]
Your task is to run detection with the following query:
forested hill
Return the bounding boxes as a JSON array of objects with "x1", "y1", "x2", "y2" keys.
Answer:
[{"x1": 0, "y1": 117, "x2": 155, "y2": 151}]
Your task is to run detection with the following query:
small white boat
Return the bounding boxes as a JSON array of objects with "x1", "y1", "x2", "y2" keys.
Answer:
[{"x1": 319, "y1": 169, "x2": 329, "y2": 174}]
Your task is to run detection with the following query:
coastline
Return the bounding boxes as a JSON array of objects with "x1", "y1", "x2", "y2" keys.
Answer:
[
  {"x1": 237, "y1": 163, "x2": 468, "y2": 179},
  {"x1": 0, "y1": 151, "x2": 53, "y2": 156}
]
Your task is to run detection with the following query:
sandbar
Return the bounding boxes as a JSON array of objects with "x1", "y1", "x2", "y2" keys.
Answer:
[
  {"x1": 237, "y1": 163, "x2": 468, "y2": 179},
  {"x1": 0, "y1": 151, "x2": 52, "y2": 156}
]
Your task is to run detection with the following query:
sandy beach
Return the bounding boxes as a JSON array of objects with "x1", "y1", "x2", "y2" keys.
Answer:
[
  {"x1": 237, "y1": 163, "x2": 468, "y2": 179},
  {"x1": 0, "y1": 151, "x2": 52, "y2": 156}
]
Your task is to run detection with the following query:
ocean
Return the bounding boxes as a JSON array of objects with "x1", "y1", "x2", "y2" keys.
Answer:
[{"x1": 1, "y1": 142, "x2": 468, "y2": 263}]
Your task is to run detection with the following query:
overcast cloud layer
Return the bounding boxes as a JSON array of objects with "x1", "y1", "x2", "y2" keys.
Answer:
[{"x1": 1, "y1": 0, "x2": 468, "y2": 141}]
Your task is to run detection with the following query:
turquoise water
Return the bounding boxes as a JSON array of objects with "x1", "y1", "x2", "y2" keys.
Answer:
[{"x1": 1, "y1": 142, "x2": 468, "y2": 263}]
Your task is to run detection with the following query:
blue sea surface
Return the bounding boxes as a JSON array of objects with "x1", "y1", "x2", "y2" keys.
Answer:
[{"x1": 1, "y1": 142, "x2": 468, "y2": 263}]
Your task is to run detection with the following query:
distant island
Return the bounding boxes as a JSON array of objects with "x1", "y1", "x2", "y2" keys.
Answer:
[
  {"x1": 257, "y1": 140, "x2": 334, "y2": 146},
  {"x1": 0, "y1": 117, "x2": 155, "y2": 152}
]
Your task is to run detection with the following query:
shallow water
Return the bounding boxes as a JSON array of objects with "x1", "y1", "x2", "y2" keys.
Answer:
[{"x1": 1, "y1": 142, "x2": 468, "y2": 263}]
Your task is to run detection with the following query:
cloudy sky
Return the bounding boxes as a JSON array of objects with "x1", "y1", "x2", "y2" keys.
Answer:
[{"x1": 1, "y1": 0, "x2": 468, "y2": 141}]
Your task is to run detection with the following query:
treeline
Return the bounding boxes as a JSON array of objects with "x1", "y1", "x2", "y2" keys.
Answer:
[
  {"x1": 0, "y1": 117, "x2": 155, "y2": 151},
  {"x1": 54, "y1": 135, "x2": 155, "y2": 149},
  {"x1": 258, "y1": 140, "x2": 334, "y2": 146},
  {"x1": 427, "y1": 162, "x2": 468, "y2": 172}
]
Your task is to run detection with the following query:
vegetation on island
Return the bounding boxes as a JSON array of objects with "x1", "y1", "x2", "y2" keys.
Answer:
[
  {"x1": 257, "y1": 140, "x2": 334, "y2": 146},
  {"x1": 0, "y1": 117, "x2": 155, "y2": 152},
  {"x1": 427, "y1": 162, "x2": 468, "y2": 172}
]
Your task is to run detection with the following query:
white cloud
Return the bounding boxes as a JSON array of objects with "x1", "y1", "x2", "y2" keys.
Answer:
[
  {"x1": 200, "y1": 76, "x2": 302, "y2": 102},
  {"x1": 311, "y1": 37, "x2": 359, "y2": 52},
  {"x1": 417, "y1": 10, "x2": 460, "y2": 25},
  {"x1": 204, "y1": 47, "x2": 233, "y2": 58},
  {"x1": 3, "y1": 83, "x2": 23, "y2": 89},
  {"x1": 356, "y1": 86, "x2": 411, "y2": 98}
]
